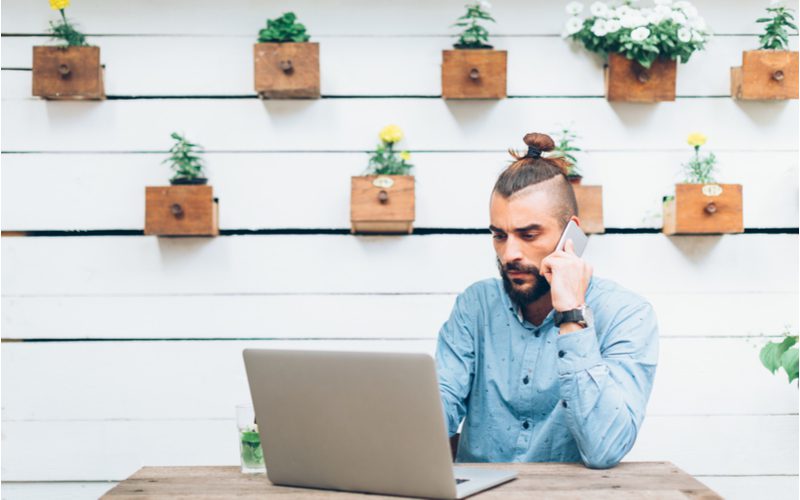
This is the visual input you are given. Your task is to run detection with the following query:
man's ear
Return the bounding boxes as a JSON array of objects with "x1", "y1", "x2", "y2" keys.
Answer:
[{"x1": 571, "y1": 215, "x2": 582, "y2": 228}]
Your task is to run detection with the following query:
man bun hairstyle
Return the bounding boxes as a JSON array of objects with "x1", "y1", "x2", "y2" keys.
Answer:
[{"x1": 492, "y1": 132, "x2": 578, "y2": 229}]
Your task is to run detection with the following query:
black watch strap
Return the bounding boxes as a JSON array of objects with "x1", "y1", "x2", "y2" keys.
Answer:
[{"x1": 554, "y1": 309, "x2": 585, "y2": 327}]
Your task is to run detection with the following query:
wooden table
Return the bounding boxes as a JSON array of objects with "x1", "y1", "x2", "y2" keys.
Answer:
[{"x1": 103, "y1": 462, "x2": 722, "y2": 499}]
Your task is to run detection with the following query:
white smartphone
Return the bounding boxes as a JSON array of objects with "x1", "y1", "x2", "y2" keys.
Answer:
[{"x1": 555, "y1": 220, "x2": 588, "y2": 257}]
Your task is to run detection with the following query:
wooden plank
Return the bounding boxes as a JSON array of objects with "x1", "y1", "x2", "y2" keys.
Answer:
[
  {"x1": 1, "y1": 151, "x2": 796, "y2": 231},
  {"x1": 2, "y1": 235, "x2": 797, "y2": 295},
  {"x1": 101, "y1": 462, "x2": 720, "y2": 499},
  {"x1": 1, "y1": 416, "x2": 795, "y2": 481},
  {"x1": 0, "y1": 0, "x2": 785, "y2": 36},
  {"x1": 3, "y1": 292, "x2": 796, "y2": 340},
  {"x1": 2, "y1": 98, "x2": 797, "y2": 153},
  {"x1": 697, "y1": 476, "x2": 799, "y2": 500},
  {"x1": 1, "y1": 339, "x2": 796, "y2": 421}
]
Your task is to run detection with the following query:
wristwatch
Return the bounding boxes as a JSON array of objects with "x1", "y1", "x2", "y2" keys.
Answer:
[{"x1": 554, "y1": 304, "x2": 594, "y2": 329}]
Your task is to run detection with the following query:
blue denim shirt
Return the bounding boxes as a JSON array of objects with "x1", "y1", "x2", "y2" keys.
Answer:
[{"x1": 435, "y1": 275, "x2": 659, "y2": 469}]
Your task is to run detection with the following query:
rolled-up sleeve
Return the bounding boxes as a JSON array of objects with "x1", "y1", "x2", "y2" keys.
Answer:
[
  {"x1": 435, "y1": 292, "x2": 478, "y2": 437},
  {"x1": 556, "y1": 300, "x2": 659, "y2": 469}
]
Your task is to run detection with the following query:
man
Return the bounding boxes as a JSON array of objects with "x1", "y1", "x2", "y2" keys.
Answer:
[{"x1": 435, "y1": 134, "x2": 659, "y2": 469}]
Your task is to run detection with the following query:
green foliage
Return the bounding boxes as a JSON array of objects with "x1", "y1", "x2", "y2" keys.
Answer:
[
  {"x1": 163, "y1": 132, "x2": 206, "y2": 182},
  {"x1": 48, "y1": 10, "x2": 87, "y2": 47},
  {"x1": 682, "y1": 146, "x2": 717, "y2": 184},
  {"x1": 550, "y1": 127, "x2": 582, "y2": 177},
  {"x1": 452, "y1": 1, "x2": 495, "y2": 49},
  {"x1": 760, "y1": 333, "x2": 799, "y2": 384},
  {"x1": 258, "y1": 12, "x2": 310, "y2": 43},
  {"x1": 756, "y1": 5, "x2": 798, "y2": 50},
  {"x1": 365, "y1": 142, "x2": 413, "y2": 176}
]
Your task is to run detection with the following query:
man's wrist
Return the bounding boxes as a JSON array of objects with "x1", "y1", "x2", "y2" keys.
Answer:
[{"x1": 558, "y1": 322, "x2": 584, "y2": 335}]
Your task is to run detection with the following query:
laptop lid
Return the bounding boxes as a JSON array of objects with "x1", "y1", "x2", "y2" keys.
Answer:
[{"x1": 243, "y1": 349, "x2": 458, "y2": 499}]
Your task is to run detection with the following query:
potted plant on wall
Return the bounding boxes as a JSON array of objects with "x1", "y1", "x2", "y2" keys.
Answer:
[
  {"x1": 760, "y1": 329, "x2": 799, "y2": 384},
  {"x1": 145, "y1": 133, "x2": 219, "y2": 236},
  {"x1": 662, "y1": 133, "x2": 743, "y2": 235},
  {"x1": 563, "y1": 0, "x2": 711, "y2": 102},
  {"x1": 731, "y1": 2, "x2": 798, "y2": 100},
  {"x1": 549, "y1": 127, "x2": 605, "y2": 234},
  {"x1": 442, "y1": 1, "x2": 507, "y2": 99},
  {"x1": 254, "y1": 12, "x2": 320, "y2": 99},
  {"x1": 32, "y1": 0, "x2": 105, "y2": 99},
  {"x1": 350, "y1": 125, "x2": 415, "y2": 234}
]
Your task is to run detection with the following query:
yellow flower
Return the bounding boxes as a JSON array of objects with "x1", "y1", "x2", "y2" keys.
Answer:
[
  {"x1": 49, "y1": 0, "x2": 70, "y2": 10},
  {"x1": 687, "y1": 132, "x2": 707, "y2": 148},
  {"x1": 400, "y1": 151, "x2": 411, "y2": 162},
  {"x1": 379, "y1": 124, "x2": 404, "y2": 144}
]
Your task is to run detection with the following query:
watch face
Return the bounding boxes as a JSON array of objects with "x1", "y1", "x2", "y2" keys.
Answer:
[{"x1": 581, "y1": 305, "x2": 594, "y2": 327}]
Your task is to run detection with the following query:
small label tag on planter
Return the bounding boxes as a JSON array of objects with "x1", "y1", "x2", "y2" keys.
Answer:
[
  {"x1": 702, "y1": 184, "x2": 723, "y2": 197},
  {"x1": 373, "y1": 176, "x2": 394, "y2": 189}
]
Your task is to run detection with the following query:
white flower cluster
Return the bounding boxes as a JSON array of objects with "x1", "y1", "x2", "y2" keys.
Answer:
[{"x1": 563, "y1": 0, "x2": 710, "y2": 44}]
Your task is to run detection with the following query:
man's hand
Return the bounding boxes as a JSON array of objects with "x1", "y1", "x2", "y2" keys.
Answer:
[{"x1": 540, "y1": 238, "x2": 593, "y2": 312}]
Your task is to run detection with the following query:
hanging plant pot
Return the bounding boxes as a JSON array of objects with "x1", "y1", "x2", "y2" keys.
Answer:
[
  {"x1": 170, "y1": 177, "x2": 208, "y2": 186},
  {"x1": 350, "y1": 175, "x2": 415, "y2": 234},
  {"x1": 441, "y1": 49, "x2": 507, "y2": 99},
  {"x1": 604, "y1": 53, "x2": 676, "y2": 103},
  {"x1": 662, "y1": 183, "x2": 743, "y2": 235},
  {"x1": 253, "y1": 42, "x2": 320, "y2": 99},
  {"x1": 573, "y1": 185, "x2": 604, "y2": 234},
  {"x1": 566, "y1": 174, "x2": 583, "y2": 185},
  {"x1": 145, "y1": 185, "x2": 219, "y2": 236},
  {"x1": 32, "y1": 46, "x2": 105, "y2": 100},
  {"x1": 731, "y1": 50, "x2": 798, "y2": 100}
]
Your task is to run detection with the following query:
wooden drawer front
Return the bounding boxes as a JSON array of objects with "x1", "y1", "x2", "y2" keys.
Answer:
[
  {"x1": 731, "y1": 50, "x2": 799, "y2": 100},
  {"x1": 145, "y1": 186, "x2": 219, "y2": 236},
  {"x1": 441, "y1": 49, "x2": 507, "y2": 99},
  {"x1": 253, "y1": 42, "x2": 320, "y2": 99},
  {"x1": 663, "y1": 183, "x2": 743, "y2": 235},
  {"x1": 350, "y1": 175, "x2": 415, "y2": 234},
  {"x1": 604, "y1": 53, "x2": 676, "y2": 103},
  {"x1": 32, "y1": 46, "x2": 105, "y2": 100},
  {"x1": 573, "y1": 185, "x2": 604, "y2": 234}
]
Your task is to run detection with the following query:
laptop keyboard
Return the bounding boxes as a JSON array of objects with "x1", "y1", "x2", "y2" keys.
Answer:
[{"x1": 455, "y1": 478, "x2": 470, "y2": 485}]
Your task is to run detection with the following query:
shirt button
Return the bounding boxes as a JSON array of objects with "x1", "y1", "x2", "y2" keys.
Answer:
[
  {"x1": 522, "y1": 376, "x2": 530, "y2": 385},
  {"x1": 558, "y1": 350, "x2": 566, "y2": 358},
  {"x1": 534, "y1": 330, "x2": 541, "y2": 337},
  {"x1": 562, "y1": 400, "x2": 568, "y2": 408},
  {"x1": 522, "y1": 421, "x2": 530, "y2": 429}
]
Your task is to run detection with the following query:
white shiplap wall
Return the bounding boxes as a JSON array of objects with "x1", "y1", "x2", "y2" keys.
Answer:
[{"x1": 1, "y1": 1, "x2": 798, "y2": 499}]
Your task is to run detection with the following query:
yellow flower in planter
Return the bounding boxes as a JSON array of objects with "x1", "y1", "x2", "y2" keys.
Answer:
[
  {"x1": 379, "y1": 125, "x2": 404, "y2": 144},
  {"x1": 400, "y1": 151, "x2": 411, "y2": 162},
  {"x1": 687, "y1": 132, "x2": 707, "y2": 148},
  {"x1": 49, "y1": 0, "x2": 70, "y2": 10}
]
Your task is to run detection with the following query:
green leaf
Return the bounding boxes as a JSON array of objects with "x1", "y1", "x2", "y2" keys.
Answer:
[
  {"x1": 780, "y1": 348, "x2": 799, "y2": 383},
  {"x1": 760, "y1": 341, "x2": 784, "y2": 373}
]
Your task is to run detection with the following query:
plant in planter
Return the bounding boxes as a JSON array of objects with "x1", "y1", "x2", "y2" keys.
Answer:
[
  {"x1": 254, "y1": 12, "x2": 319, "y2": 99},
  {"x1": 662, "y1": 133, "x2": 743, "y2": 235},
  {"x1": 32, "y1": 0, "x2": 105, "y2": 99},
  {"x1": 442, "y1": 1, "x2": 507, "y2": 99},
  {"x1": 145, "y1": 133, "x2": 219, "y2": 236},
  {"x1": 564, "y1": 0, "x2": 711, "y2": 102},
  {"x1": 351, "y1": 125, "x2": 415, "y2": 234},
  {"x1": 548, "y1": 127, "x2": 605, "y2": 234},
  {"x1": 760, "y1": 330, "x2": 799, "y2": 384},
  {"x1": 731, "y1": 2, "x2": 798, "y2": 100}
]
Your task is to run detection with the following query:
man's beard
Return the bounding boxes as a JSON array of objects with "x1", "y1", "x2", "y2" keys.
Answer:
[{"x1": 497, "y1": 259, "x2": 551, "y2": 307}]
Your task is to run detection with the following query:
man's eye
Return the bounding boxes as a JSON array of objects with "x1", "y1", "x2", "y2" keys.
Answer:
[
  {"x1": 492, "y1": 233, "x2": 506, "y2": 241},
  {"x1": 521, "y1": 233, "x2": 536, "y2": 240}
]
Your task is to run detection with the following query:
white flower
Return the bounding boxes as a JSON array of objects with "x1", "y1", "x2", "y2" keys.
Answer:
[
  {"x1": 620, "y1": 12, "x2": 648, "y2": 28},
  {"x1": 671, "y1": 10, "x2": 687, "y2": 25},
  {"x1": 479, "y1": 0, "x2": 492, "y2": 10},
  {"x1": 655, "y1": 5, "x2": 672, "y2": 17},
  {"x1": 690, "y1": 16, "x2": 706, "y2": 31},
  {"x1": 605, "y1": 19, "x2": 621, "y2": 33},
  {"x1": 565, "y1": 1, "x2": 584, "y2": 15},
  {"x1": 677, "y1": 27, "x2": 692, "y2": 42},
  {"x1": 591, "y1": 19, "x2": 608, "y2": 36},
  {"x1": 631, "y1": 26, "x2": 651, "y2": 41},
  {"x1": 565, "y1": 16, "x2": 584, "y2": 35},
  {"x1": 590, "y1": 1, "x2": 610, "y2": 18},
  {"x1": 615, "y1": 5, "x2": 633, "y2": 18},
  {"x1": 691, "y1": 29, "x2": 705, "y2": 42},
  {"x1": 673, "y1": 1, "x2": 698, "y2": 19}
]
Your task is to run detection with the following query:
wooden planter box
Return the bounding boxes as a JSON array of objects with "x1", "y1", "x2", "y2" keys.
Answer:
[
  {"x1": 662, "y1": 183, "x2": 743, "y2": 235},
  {"x1": 604, "y1": 53, "x2": 676, "y2": 103},
  {"x1": 731, "y1": 50, "x2": 798, "y2": 100},
  {"x1": 442, "y1": 49, "x2": 507, "y2": 99},
  {"x1": 573, "y1": 185, "x2": 604, "y2": 234},
  {"x1": 32, "y1": 45, "x2": 105, "y2": 100},
  {"x1": 254, "y1": 42, "x2": 320, "y2": 99},
  {"x1": 145, "y1": 185, "x2": 219, "y2": 236},
  {"x1": 350, "y1": 175, "x2": 415, "y2": 234}
]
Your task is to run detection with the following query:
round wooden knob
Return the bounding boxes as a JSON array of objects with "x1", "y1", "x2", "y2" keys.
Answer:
[
  {"x1": 171, "y1": 203, "x2": 185, "y2": 218},
  {"x1": 704, "y1": 202, "x2": 717, "y2": 214},
  {"x1": 469, "y1": 68, "x2": 480, "y2": 80},
  {"x1": 58, "y1": 63, "x2": 71, "y2": 77},
  {"x1": 279, "y1": 60, "x2": 294, "y2": 73},
  {"x1": 378, "y1": 190, "x2": 389, "y2": 204},
  {"x1": 772, "y1": 70, "x2": 784, "y2": 82},
  {"x1": 637, "y1": 70, "x2": 650, "y2": 83}
]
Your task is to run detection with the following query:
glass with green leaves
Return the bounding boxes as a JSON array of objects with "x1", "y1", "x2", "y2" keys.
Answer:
[
  {"x1": 757, "y1": 2, "x2": 797, "y2": 50},
  {"x1": 164, "y1": 133, "x2": 208, "y2": 185},
  {"x1": 258, "y1": 12, "x2": 310, "y2": 43},
  {"x1": 760, "y1": 331, "x2": 799, "y2": 384},
  {"x1": 549, "y1": 127, "x2": 583, "y2": 182},
  {"x1": 365, "y1": 125, "x2": 414, "y2": 176},
  {"x1": 452, "y1": 1, "x2": 495, "y2": 49},
  {"x1": 682, "y1": 132, "x2": 717, "y2": 184},
  {"x1": 47, "y1": 0, "x2": 88, "y2": 47}
]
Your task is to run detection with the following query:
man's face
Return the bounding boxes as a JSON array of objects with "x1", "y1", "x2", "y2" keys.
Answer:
[{"x1": 489, "y1": 182, "x2": 570, "y2": 306}]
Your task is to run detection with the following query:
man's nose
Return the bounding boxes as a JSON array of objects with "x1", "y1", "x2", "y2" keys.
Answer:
[{"x1": 501, "y1": 235, "x2": 524, "y2": 263}]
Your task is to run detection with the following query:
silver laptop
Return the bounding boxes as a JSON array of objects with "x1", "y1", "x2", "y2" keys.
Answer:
[{"x1": 243, "y1": 349, "x2": 517, "y2": 499}]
